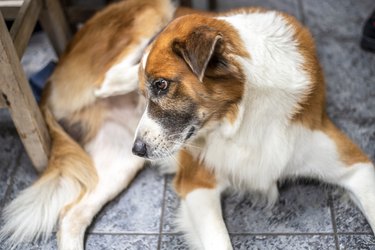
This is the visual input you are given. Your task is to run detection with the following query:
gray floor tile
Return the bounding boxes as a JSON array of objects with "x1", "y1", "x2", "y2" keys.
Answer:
[
  {"x1": 0, "y1": 235, "x2": 57, "y2": 250},
  {"x1": 216, "y1": 0, "x2": 302, "y2": 20},
  {"x1": 161, "y1": 234, "x2": 189, "y2": 250},
  {"x1": 332, "y1": 189, "x2": 372, "y2": 233},
  {"x1": 161, "y1": 234, "x2": 337, "y2": 250},
  {"x1": 7, "y1": 152, "x2": 38, "y2": 193},
  {"x1": 301, "y1": 0, "x2": 374, "y2": 38},
  {"x1": 230, "y1": 234, "x2": 336, "y2": 250},
  {"x1": 315, "y1": 36, "x2": 375, "y2": 162},
  {"x1": 2, "y1": 151, "x2": 38, "y2": 203},
  {"x1": 163, "y1": 181, "x2": 333, "y2": 234},
  {"x1": 0, "y1": 150, "x2": 39, "y2": 234},
  {"x1": 0, "y1": 123, "x2": 22, "y2": 203},
  {"x1": 223, "y1": 183, "x2": 333, "y2": 233},
  {"x1": 338, "y1": 234, "x2": 375, "y2": 250},
  {"x1": 85, "y1": 234, "x2": 159, "y2": 250},
  {"x1": 162, "y1": 175, "x2": 180, "y2": 233},
  {"x1": 89, "y1": 167, "x2": 164, "y2": 233}
]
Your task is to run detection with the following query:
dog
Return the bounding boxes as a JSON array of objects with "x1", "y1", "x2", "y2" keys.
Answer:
[
  {"x1": 130, "y1": 7, "x2": 375, "y2": 250},
  {"x1": 0, "y1": 0, "x2": 178, "y2": 249},
  {"x1": 1, "y1": 1, "x2": 374, "y2": 250}
]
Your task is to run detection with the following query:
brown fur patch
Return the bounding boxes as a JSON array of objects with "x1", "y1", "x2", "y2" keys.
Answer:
[
  {"x1": 321, "y1": 116, "x2": 370, "y2": 165},
  {"x1": 142, "y1": 14, "x2": 249, "y2": 127},
  {"x1": 280, "y1": 13, "x2": 370, "y2": 165},
  {"x1": 174, "y1": 150, "x2": 216, "y2": 198},
  {"x1": 43, "y1": 0, "x2": 174, "y2": 118},
  {"x1": 281, "y1": 13, "x2": 326, "y2": 129}
]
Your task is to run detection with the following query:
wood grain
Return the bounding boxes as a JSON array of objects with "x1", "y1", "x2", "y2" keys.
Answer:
[
  {"x1": 39, "y1": 0, "x2": 72, "y2": 55},
  {"x1": 0, "y1": 11, "x2": 50, "y2": 171},
  {"x1": 10, "y1": 0, "x2": 42, "y2": 57},
  {"x1": 0, "y1": 1, "x2": 23, "y2": 19}
]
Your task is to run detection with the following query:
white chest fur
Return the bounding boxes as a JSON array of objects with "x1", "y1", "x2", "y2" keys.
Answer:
[{"x1": 193, "y1": 11, "x2": 313, "y2": 195}]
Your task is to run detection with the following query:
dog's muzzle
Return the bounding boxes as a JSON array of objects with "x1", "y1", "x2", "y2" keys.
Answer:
[{"x1": 132, "y1": 138, "x2": 148, "y2": 158}]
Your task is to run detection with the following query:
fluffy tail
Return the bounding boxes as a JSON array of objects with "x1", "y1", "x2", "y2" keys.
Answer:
[{"x1": 0, "y1": 107, "x2": 98, "y2": 249}]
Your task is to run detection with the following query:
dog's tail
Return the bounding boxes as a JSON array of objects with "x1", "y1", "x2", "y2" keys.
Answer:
[{"x1": 0, "y1": 107, "x2": 98, "y2": 249}]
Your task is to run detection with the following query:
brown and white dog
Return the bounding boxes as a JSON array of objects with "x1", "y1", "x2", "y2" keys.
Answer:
[
  {"x1": 0, "y1": 0, "x2": 178, "y2": 249},
  {"x1": 132, "y1": 7, "x2": 375, "y2": 250},
  {"x1": 1, "y1": 1, "x2": 374, "y2": 250}
]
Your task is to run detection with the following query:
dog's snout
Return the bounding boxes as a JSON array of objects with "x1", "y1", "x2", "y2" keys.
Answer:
[{"x1": 132, "y1": 138, "x2": 148, "y2": 157}]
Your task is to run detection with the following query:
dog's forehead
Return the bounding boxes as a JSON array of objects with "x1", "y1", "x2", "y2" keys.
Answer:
[
  {"x1": 142, "y1": 15, "x2": 207, "y2": 73},
  {"x1": 142, "y1": 40, "x2": 184, "y2": 82}
]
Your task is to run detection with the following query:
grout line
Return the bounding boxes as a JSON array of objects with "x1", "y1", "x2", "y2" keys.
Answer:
[
  {"x1": 86, "y1": 231, "x2": 375, "y2": 236},
  {"x1": 230, "y1": 232, "x2": 336, "y2": 236},
  {"x1": 336, "y1": 232, "x2": 374, "y2": 235},
  {"x1": 297, "y1": 0, "x2": 306, "y2": 25},
  {"x1": 157, "y1": 176, "x2": 168, "y2": 250},
  {"x1": 88, "y1": 232, "x2": 162, "y2": 236},
  {"x1": 328, "y1": 190, "x2": 340, "y2": 250}
]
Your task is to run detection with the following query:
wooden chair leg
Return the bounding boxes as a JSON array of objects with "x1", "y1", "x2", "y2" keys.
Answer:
[
  {"x1": 0, "y1": 12, "x2": 50, "y2": 172},
  {"x1": 39, "y1": 0, "x2": 72, "y2": 56}
]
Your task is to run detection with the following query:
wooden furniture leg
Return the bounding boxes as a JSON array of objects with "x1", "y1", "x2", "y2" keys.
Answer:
[
  {"x1": 0, "y1": 11, "x2": 50, "y2": 172},
  {"x1": 39, "y1": 0, "x2": 72, "y2": 56}
]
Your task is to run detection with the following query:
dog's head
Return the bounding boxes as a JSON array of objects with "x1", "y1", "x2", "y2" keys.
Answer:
[{"x1": 133, "y1": 14, "x2": 248, "y2": 159}]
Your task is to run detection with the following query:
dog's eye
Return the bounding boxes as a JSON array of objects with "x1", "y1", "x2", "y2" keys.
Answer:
[{"x1": 154, "y1": 79, "x2": 169, "y2": 91}]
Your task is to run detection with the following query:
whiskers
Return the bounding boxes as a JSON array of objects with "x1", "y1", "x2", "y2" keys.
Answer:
[{"x1": 166, "y1": 133, "x2": 203, "y2": 151}]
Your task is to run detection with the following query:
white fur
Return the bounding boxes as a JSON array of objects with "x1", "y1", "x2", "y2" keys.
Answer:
[
  {"x1": 141, "y1": 48, "x2": 150, "y2": 70},
  {"x1": 95, "y1": 38, "x2": 149, "y2": 98},
  {"x1": 195, "y1": 12, "x2": 310, "y2": 194},
  {"x1": 173, "y1": 11, "x2": 375, "y2": 249},
  {"x1": 58, "y1": 96, "x2": 145, "y2": 250},
  {"x1": 0, "y1": 175, "x2": 80, "y2": 250},
  {"x1": 338, "y1": 163, "x2": 375, "y2": 232},
  {"x1": 177, "y1": 186, "x2": 232, "y2": 250},
  {"x1": 134, "y1": 105, "x2": 162, "y2": 141}
]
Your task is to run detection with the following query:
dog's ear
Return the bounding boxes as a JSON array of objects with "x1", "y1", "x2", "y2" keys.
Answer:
[{"x1": 172, "y1": 26, "x2": 222, "y2": 82}]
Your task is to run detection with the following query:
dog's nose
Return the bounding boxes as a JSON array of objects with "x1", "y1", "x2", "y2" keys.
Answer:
[{"x1": 132, "y1": 138, "x2": 148, "y2": 157}]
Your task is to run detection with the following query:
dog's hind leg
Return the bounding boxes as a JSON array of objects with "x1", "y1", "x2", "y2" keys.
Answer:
[
  {"x1": 58, "y1": 121, "x2": 145, "y2": 250},
  {"x1": 174, "y1": 150, "x2": 232, "y2": 250},
  {"x1": 291, "y1": 119, "x2": 375, "y2": 233}
]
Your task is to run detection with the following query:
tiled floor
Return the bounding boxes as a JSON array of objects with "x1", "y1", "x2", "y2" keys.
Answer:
[{"x1": 1, "y1": 0, "x2": 375, "y2": 249}]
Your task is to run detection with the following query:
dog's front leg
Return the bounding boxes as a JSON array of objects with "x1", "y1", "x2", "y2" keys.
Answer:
[
  {"x1": 174, "y1": 150, "x2": 232, "y2": 250},
  {"x1": 58, "y1": 121, "x2": 145, "y2": 250}
]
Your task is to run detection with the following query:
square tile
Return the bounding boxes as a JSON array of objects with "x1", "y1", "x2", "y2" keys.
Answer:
[
  {"x1": 332, "y1": 189, "x2": 372, "y2": 233},
  {"x1": 315, "y1": 36, "x2": 375, "y2": 162},
  {"x1": 161, "y1": 234, "x2": 337, "y2": 250},
  {"x1": 216, "y1": 0, "x2": 302, "y2": 20},
  {"x1": 163, "y1": 180, "x2": 333, "y2": 234},
  {"x1": 338, "y1": 234, "x2": 375, "y2": 250},
  {"x1": 160, "y1": 234, "x2": 189, "y2": 250},
  {"x1": 85, "y1": 234, "x2": 159, "y2": 250},
  {"x1": 301, "y1": 0, "x2": 374, "y2": 38},
  {"x1": 230, "y1": 234, "x2": 336, "y2": 250},
  {"x1": 89, "y1": 167, "x2": 165, "y2": 233},
  {"x1": 223, "y1": 183, "x2": 333, "y2": 233}
]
